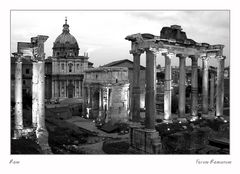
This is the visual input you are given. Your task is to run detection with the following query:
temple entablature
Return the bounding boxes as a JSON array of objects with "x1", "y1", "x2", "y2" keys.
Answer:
[{"x1": 125, "y1": 26, "x2": 224, "y2": 59}]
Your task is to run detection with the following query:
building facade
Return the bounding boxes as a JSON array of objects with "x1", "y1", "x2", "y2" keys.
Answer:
[{"x1": 47, "y1": 18, "x2": 89, "y2": 102}]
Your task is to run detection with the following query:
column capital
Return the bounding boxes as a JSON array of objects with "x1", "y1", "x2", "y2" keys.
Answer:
[
  {"x1": 147, "y1": 47, "x2": 160, "y2": 55},
  {"x1": 215, "y1": 55, "x2": 226, "y2": 60},
  {"x1": 189, "y1": 55, "x2": 198, "y2": 60},
  {"x1": 130, "y1": 49, "x2": 144, "y2": 55},
  {"x1": 12, "y1": 52, "x2": 23, "y2": 62},
  {"x1": 176, "y1": 53, "x2": 187, "y2": 59},
  {"x1": 31, "y1": 35, "x2": 49, "y2": 61},
  {"x1": 200, "y1": 56, "x2": 209, "y2": 61},
  {"x1": 162, "y1": 52, "x2": 175, "y2": 59}
]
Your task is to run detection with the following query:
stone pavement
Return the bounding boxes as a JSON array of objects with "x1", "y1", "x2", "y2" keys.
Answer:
[{"x1": 66, "y1": 116, "x2": 129, "y2": 139}]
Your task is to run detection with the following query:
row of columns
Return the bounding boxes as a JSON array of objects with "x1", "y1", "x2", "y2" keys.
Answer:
[
  {"x1": 52, "y1": 80, "x2": 83, "y2": 98},
  {"x1": 131, "y1": 49, "x2": 226, "y2": 128},
  {"x1": 13, "y1": 35, "x2": 49, "y2": 140},
  {"x1": 14, "y1": 58, "x2": 46, "y2": 138}
]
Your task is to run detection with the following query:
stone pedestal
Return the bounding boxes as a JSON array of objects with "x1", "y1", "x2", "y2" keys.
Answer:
[
  {"x1": 129, "y1": 125, "x2": 162, "y2": 154},
  {"x1": 13, "y1": 57, "x2": 23, "y2": 139},
  {"x1": 177, "y1": 54, "x2": 186, "y2": 117},
  {"x1": 190, "y1": 56, "x2": 198, "y2": 117},
  {"x1": 216, "y1": 56, "x2": 225, "y2": 117}
]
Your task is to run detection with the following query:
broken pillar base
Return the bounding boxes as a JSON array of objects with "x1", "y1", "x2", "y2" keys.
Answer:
[
  {"x1": 202, "y1": 114, "x2": 215, "y2": 120},
  {"x1": 163, "y1": 119, "x2": 173, "y2": 124},
  {"x1": 177, "y1": 117, "x2": 188, "y2": 123},
  {"x1": 189, "y1": 115, "x2": 199, "y2": 122},
  {"x1": 36, "y1": 128, "x2": 52, "y2": 154},
  {"x1": 13, "y1": 129, "x2": 23, "y2": 139},
  {"x1": 129, "y1": 126, "x2": 162, "y2": 154}
]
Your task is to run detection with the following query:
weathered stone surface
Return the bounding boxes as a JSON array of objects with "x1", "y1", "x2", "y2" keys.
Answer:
[
  {"x1": 11, "y1": 137, "x2": 43, "y2": 154},
  {"x1": 197, "y1": 145, "x2": 221, "y2": 154},
  {"x1": 46, "y1": 106, "x2": 72, "y2": 120},
  {"x1": 162, "y1": 127, "x2": 213, "y2": 154},
  {"x1": 102, "y1": 139, "x2": 129, "y2": 154},
  {"x1": 130, "y1": 127, "x2": 162, "y2": 154}
]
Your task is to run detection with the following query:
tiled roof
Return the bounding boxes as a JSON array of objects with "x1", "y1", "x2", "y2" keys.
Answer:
[{"x1": 102, "y1": 59, "x2": 145, "y2": 69}]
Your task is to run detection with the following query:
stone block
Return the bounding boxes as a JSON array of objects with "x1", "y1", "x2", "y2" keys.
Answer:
[{"x1": 130, "y1": 127, "x2": 162, "y2": 154}]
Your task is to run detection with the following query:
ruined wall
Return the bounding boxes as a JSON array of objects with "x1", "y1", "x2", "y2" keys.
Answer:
[
  {"x1": 84, "y1": 67, "x2": 130, "y2": 122},
  {"x1": 108, "y1": 83, "x2": 129, "y2": 122}
]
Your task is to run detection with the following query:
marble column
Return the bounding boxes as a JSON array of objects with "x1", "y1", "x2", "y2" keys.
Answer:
[
  {"x1": 145, "y1": 48, "x2": 157, "y2": 130},
  {"x1": 51, "y1": 80, "x2": 55, "y2": 99},
  {"x1": 163, "y1": 53, "x2": 173, "y2": 121},
  {"x1": 37, "y1": 61, "x2": 46, "y2": 132},
  {"x1": 130, "y1": 49, "x2": 143, "y2": 122},
  {"x1": 190, "y1": 55, "x2": 198, "y2": 117},
  {"x1": 90, "y1": 87, "x2": 93, "y2": 108},
  {"x1": 210, "y1": 73, "x2": 215, "y2": 110},
  {"x1": 32, "y1": 62, "x2": 40, "y2": 128},
  {"x1": 14, "y1": 55, "x2": 23, "y2": 138},
  {"x1": 88, "y1": 87, "x2": 91, "y2": 105},
  {"x1": 216, "y1": 56, "x2": 225, "y2": 117},
  {"x1": 201, "y1": 56, "x2": 209, "y2": 115},
  {"x1": 177, "y1": 54, "x2": 186, "y2": 117},
  {"x1": 79, "y1": 81, "x2": 81, "y2": 97},
  {"x1": 99, "y1": 88, "x2": 102, "y2": 116},
  {"x1": 31, "y1": 35, "x2": 52, "y2": 154},
  {"x1": 64, "y1": 80, "x2": 67, "y2": 98}
]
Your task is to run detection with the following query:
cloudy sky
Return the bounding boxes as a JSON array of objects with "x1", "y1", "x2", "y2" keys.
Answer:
[{"x1": 11, "y1": 10, "x2": 230, "y2": 67}]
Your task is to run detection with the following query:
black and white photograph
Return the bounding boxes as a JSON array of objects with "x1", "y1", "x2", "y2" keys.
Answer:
[
  {"x1": 10, "y1": 10, "x2": 230, "y2": 155},
  {"x1": 2, "y1": 0, "x2": 240, "y2": 173}
]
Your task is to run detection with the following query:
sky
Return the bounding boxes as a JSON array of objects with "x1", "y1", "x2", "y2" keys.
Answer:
[{"x1": 11, "y1": 10, "x2": 230, "y2": 67}]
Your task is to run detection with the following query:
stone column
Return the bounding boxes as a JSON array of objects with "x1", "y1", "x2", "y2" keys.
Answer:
[
  {"x1": 88, "y1": 86, "x2": 91, "y2": 105},
  {"x1": 145, "y1": 48, "x2": 157, "y2": 130},
  {"x1": 210, "y1": 73, "x2": 215, "y2": 110},
  {"x1": 32, "y1": 62, "x2": 40, "y2": 128},
  {"x1": 55, "y1": 80, "x2": 58, "y2": 98},
  {"x1": 13, "y1": 54, "x2": 23, "y2": 138},
  {"x1": 51, "y1": 80, "x2": 55, "y2": 99},
  {"x1": 31, "y1": 35, "x2": 52, "y2": 153},
  {"x1": 190, "y1": 55, "x2": 198, "y2": 117},
  {"x1": 99, "y1": 88, "x2": 102, "y2": 116},
  {"x1": 130, "y1": 49, "x2": 143, "y2": 122},
  {"x1": 216, "y1": 56, "x2": 225, "y2": 117},
  {"x1": 79, "y1": 81, "x2": 81, "y2": 97},
  {"x1": 201, "y1": 56, "x2": 209, "y2": 115},
  {"x1": 90, "y1": 87, "x2": 93, "y2": 109},
  {"x1": 64, "y1": 81, "x2": 66, "y2": 98},
  {"x1": 37, "y1": 61, "x2": 46, "y2": 132},
  {"x1": 177, "y1": 54, "x2": 186, "y2": 118},
  {"x1": 105, "y1": 87, "x2": 110, "y2": 122},
  {"x1": 163, "y1": 53, "x2": 173, "y2": 121}
]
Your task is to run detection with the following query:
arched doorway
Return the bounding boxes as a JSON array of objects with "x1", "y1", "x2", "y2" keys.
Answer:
[{"x1": 67, "y1": 81, "x2": 74, "y2": 98}]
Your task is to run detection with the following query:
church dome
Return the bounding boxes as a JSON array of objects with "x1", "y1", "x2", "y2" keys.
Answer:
[
  {"x1": 53, "y1": 18, "x2": 79, "y2": 58},
  {"x1": 55, "y1": 32, "x2": 78, "y2": 45}
]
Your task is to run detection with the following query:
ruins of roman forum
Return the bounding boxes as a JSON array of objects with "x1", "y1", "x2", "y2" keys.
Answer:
[{"x1": 11, "y1": 20, "x2": 229, "y2": 154}]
